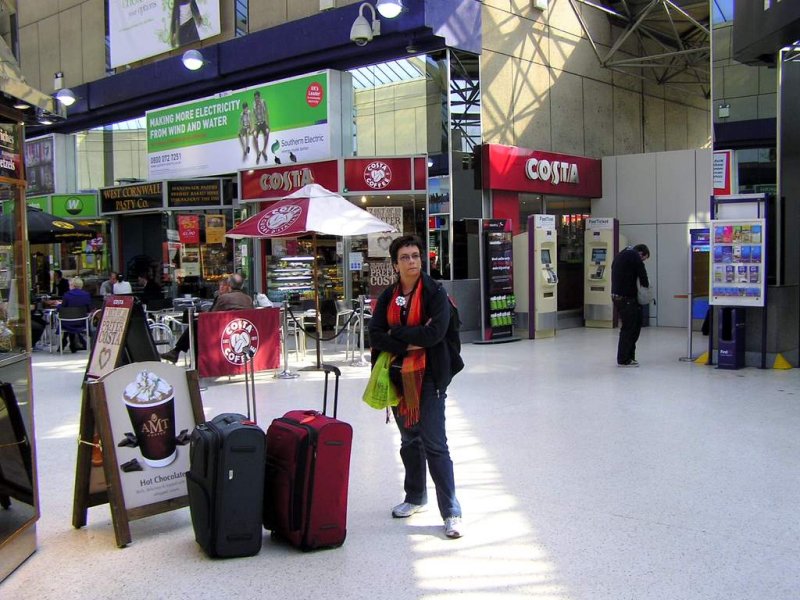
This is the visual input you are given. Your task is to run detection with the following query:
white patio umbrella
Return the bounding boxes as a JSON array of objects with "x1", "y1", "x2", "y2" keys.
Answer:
[{"x1": 227, "y1": 183, "x2": 398, "y2": 367}]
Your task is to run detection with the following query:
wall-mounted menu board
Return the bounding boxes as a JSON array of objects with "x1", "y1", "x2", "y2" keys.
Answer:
[{"x1": 709, "y1": 219, "x2": 765, "y2": 307}]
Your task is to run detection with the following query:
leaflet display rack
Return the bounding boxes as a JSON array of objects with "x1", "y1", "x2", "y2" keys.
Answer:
[{"x1": 709, "y1": 219, "x2": 765, "y2": 307}]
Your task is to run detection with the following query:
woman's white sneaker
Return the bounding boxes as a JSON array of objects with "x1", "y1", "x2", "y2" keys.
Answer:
[
  {"x1": 444, "y1": 516, "x2": 463, "y2": 538},
  {"x1": 392, "y1": 502, "x2": 427, "y2": 518}
]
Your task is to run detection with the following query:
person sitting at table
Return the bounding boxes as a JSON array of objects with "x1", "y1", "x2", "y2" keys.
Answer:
[
  {"x1": 113, "y1": 274, "x2": 133, "y2": 295},
  {"x1": 160, "y1": 273, "x2": 253, "y2": 363},
  {"x1": 52, "y1": 269, "x2": 69, "y2": 297},
  {"x1": 99, "y1": 272, "x2": 119, "y2": 296},
  {"x1": 59, "y1": 277, "x2": 92, "y2": 353}
]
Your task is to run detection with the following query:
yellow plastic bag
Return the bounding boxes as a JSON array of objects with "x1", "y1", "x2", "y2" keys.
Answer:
[{"x1": 362, "y1": 351, "x2": 399, "y2": 410}]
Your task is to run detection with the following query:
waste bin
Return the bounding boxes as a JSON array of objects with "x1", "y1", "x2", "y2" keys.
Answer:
[{"x1": 718, "y1": 307, "x2": 745, "y2": 369}]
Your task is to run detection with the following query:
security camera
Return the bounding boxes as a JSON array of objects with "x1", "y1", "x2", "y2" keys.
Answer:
[{"x1": 350, "y1": 3, "x2": 380, "y2": 46}]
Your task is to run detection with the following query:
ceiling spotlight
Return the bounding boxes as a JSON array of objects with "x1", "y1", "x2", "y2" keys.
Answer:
[
  {"x1": 13, "y1": 102, "x2": 29, "y2": 110},
  {"x1": 350, "y1": 3, "x2": 380, "y2": 46},
  {"x1": 182, "y1": 49, "x2": 205, "y2": 71},
  {"x1": 55, "y1": 88, "x2": 77, "y2": 107},
  {"x1": 376, "y1": 0, "x2": 404, "y2": 19}
]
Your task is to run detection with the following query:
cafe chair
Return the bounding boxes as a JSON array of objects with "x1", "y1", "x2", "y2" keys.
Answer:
[{"x1": 55, "y1": 306, "x2": 91, "y2": 355}]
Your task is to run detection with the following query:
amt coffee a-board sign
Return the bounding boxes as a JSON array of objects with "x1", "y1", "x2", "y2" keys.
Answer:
[
  {"x1": 90, "y1": 362, "x2": 203, "y2": 547},
  {"x1": 73, "y1": 296, "x2": 203, "y2": 547}
]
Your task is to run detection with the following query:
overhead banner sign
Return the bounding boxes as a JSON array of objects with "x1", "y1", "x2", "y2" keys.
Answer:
[
  {"x1": 239, "y1": 155, "x2": 428, "y2": 202},
  {"x1": 100, "y1": 182, "x2": 164, "y2": 215},
  {"x1": 108, "y1": 0, "x2": 221, "y2": 68},
  {"x1": 0, "y1": 124, "x2": 22, "y2": 181},
  {"x1": 713, "y1": 150, "x2": 735, "y2": 196},
  {"x1": 23, "y1": 135, "x2": 54, "y2": 195},
  {"x1": 147, "y1": 71, "x2": 343, "y2": 180},
  {"x1": 50, "y1": 194, "x2": 99, "y2": 219},
  {"x1": 481, "y1": 144, "x2": 602, "y2": 198},
  {"x1": 167, "y1": 180, "x2": 222, "y2": 209}
]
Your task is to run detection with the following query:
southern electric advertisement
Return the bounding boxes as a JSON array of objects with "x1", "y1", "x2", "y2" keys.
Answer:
[
  {"x1": 109, "y1": 0, "x2": 221, "y2": 68},
  {"x1": 146, "y1": 71, "x2": 346, "y2": 180}
]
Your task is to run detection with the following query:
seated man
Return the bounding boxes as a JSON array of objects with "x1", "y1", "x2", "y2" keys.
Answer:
[
  {"x1": 99, "y1": 272, "x2": 119, "y2": 296},
  {"x1": 59, "y1": 277, "x2": 92, "y2": 352},
  {"x1": 160, "y1": 273, "x2": 253, "y2": 363}
]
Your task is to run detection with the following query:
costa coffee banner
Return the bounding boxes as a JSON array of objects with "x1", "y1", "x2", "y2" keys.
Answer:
[
  {"x1": 240, "y1": 155, "x2": 428, "y2": 201},
  {"x1": 343, "y1": 157, "x2": 427, "y2": 193},
  {"x1": 177, "y1": 215, "x2": 200, "y2": 244},
  {"x1": 197, "y1": 308, "x2": 281, "y2": 378},
  {"x1": 240, "y1": 159, "x2": 339, "y2": 201},
  {"x1": 481, "y1": 144, "x2": 602, "y2": 198}
]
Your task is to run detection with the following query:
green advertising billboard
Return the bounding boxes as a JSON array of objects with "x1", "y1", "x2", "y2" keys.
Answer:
[{"x1": 146, "y1": 70, "x2": 346, "y2": 180}]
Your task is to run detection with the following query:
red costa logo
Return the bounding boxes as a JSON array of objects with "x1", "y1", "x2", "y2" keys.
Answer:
[
  {"x1": 220, "y1": 317, "x2": 260, "y2": 365},
  {"x1": 364, "y1": 161, "x2": 392, "y2": 190},
  {"x1": 257, "y1": 205, "x2": 302, "y2": 235}
]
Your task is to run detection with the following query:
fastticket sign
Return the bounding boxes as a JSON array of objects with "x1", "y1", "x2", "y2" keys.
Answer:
[{"x1": 481, "y1": 144, "x2": 602, "y2": 198}]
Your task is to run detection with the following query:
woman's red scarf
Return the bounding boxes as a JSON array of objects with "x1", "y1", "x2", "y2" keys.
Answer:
[{"x1": 388, "y1": 281, "x2": 426, "y2": 426}]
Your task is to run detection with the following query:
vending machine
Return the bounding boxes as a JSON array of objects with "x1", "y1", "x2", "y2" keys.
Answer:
[
  {"x1": 529, "y1": 214, "x2": 558, "y2": 338},
  {"x1": 478, "y1": 219, "x2": 517, "y2": 342},
  {"x1": 583, "y1": 218, "x2": 622, "y2": 328}
]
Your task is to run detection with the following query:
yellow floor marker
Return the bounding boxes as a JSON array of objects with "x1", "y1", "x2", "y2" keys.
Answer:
[{"x1": 772, "y1": 354, "x2": 793, "y2": 370}]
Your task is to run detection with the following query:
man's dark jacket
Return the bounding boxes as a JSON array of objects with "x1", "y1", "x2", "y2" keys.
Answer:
[{"x1": 611, "y1": 247, "x2": 649, "y2": 298}]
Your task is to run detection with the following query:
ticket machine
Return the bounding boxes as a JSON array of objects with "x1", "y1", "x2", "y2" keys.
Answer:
[
  {"x1": 584, "y1": 217, "x2": 623, "y2": 328},
  {"x1": 529, "y1": 214, "x2": 558, "y2": 338}
]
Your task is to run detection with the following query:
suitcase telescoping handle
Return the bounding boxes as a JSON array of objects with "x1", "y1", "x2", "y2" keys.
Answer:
[
  {"x1": 243, "y1": 346, "x2": 257, "y2": 423},
  {"x1": 321, "y1": 364, "x2": 341, "y2": 418}
]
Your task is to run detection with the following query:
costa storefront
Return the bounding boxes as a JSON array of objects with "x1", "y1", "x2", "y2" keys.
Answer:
[
  {"x1": 239, "y1": 155, "x2": 427, "y2": 305},
  {"x1": 481, "y1": 144, "x2": 602, "y2": 313}
]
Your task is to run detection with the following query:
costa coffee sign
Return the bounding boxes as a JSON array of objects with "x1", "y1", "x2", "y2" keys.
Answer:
[
  {"x1": 343, "y1": 157, "x2": 426, "y2": 193},
  {"x1": 482, "y1": 144, "x2": 602, "y2": 198},
  {"x1": 240, "y1": 160, "x2": 339, "y2": 201},
  {"x1": 240, "y1": 155, "x2": 428, "y2": 201}
]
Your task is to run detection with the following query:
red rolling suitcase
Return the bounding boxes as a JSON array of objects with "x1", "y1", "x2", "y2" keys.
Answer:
[{"x1": 263, "y1": 364, "x2": 352, "y2": 550}]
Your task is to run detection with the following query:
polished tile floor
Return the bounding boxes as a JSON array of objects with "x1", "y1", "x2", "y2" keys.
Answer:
[{"x1": 4, "y1": 326, "x2": 799, "y2": 599}]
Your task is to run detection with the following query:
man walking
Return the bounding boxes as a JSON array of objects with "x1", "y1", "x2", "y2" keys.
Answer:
[{"x1": 611, "y1": 244, "x2": 650, "y2": 367}]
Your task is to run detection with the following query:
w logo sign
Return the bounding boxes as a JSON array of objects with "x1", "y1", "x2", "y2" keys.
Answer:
[
  {"x1": 65, "y1": 196, "x2": 83, "y2": 215},
  {"x1": 66, "y1": 196, "x2": 83, "y2": 215}
]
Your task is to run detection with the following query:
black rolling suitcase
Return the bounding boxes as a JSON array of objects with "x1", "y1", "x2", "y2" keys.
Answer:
[{"x1": 186, "y1": 352, "x2": 265, "y2": 558}]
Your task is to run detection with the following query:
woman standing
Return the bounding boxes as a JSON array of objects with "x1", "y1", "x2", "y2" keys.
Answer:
[{"x1": 368, "y1": 235, "x2": 463, "y2": 539}]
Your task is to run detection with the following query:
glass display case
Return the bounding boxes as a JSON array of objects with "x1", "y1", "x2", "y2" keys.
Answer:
[
  {"x1": 0, "y1": 119, "x2": 39, "y2": 582},
  {"x1": 266, "y1": 256, "x2": 314, "y2": 303}
]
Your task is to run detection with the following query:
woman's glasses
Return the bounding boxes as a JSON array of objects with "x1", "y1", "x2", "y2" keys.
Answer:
[{"x1": 397, "y1": 253, "x2": 421, "y2": 263}]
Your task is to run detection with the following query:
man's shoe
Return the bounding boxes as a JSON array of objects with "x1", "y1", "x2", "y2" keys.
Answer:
[
  {"x1": 444, "y1": 516, "x2": 463, "y2": 539},
  {"x1": 629, "y1": 359, "x2": 639, "y2": 366},
  {"x1": 160, "y1": 349, "x2": 179, "y2": 364},
  {"x1": 392, "y1": 502, "x2": 427, "y2": 518},
  {"x1": 617, "y1": 361, "x2": 639, "y2": 367}
]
